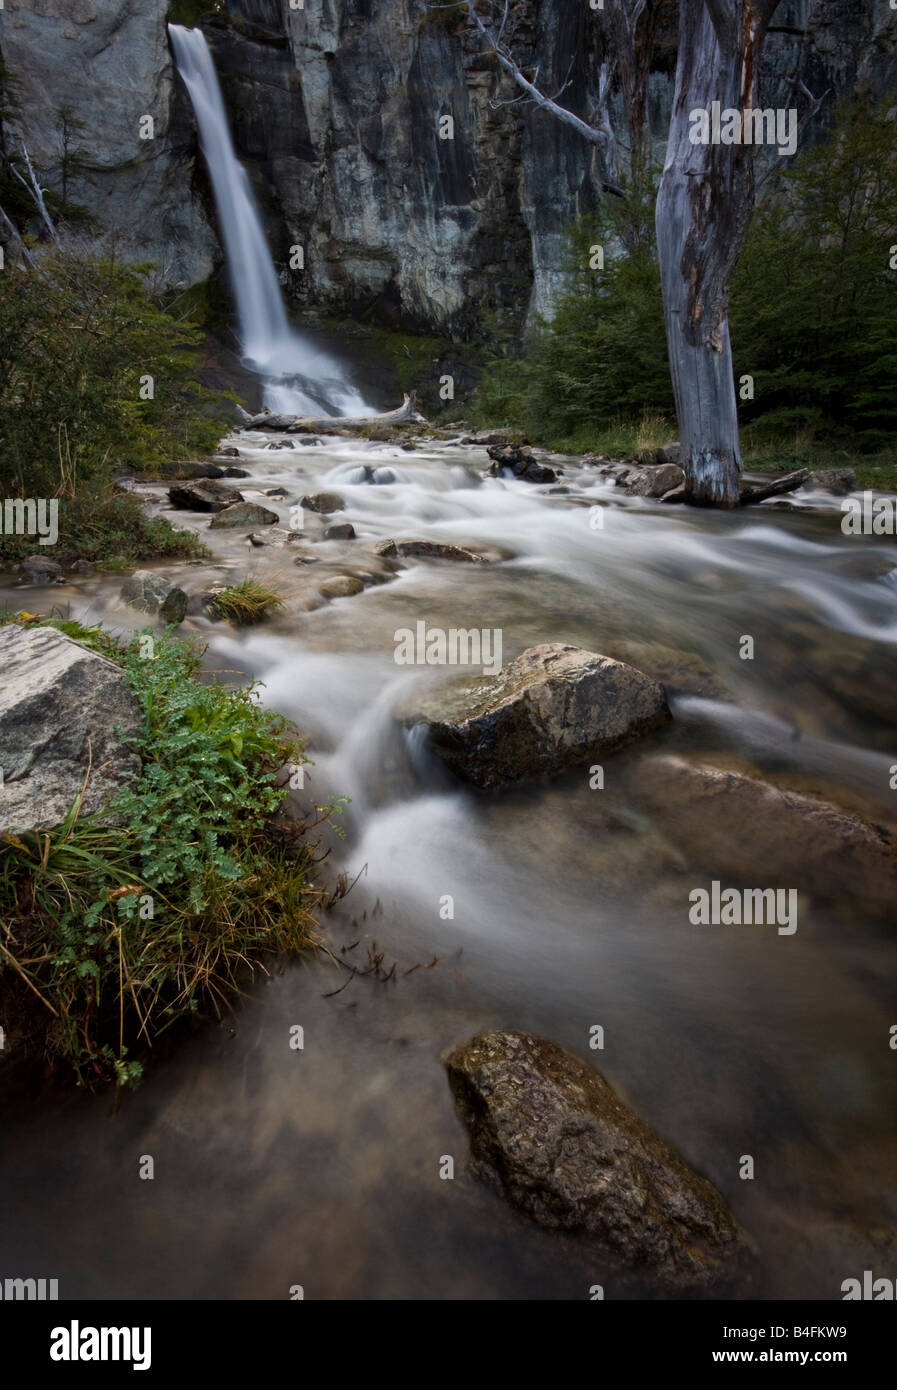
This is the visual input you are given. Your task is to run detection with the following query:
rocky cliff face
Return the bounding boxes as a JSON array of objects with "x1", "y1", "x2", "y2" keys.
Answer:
[
  {"x1": 2, "y1": 0, "x2": 894, "y2": 336},
  {"x1": 0, "y1": 0, "x2": 216, "y2": 286}
]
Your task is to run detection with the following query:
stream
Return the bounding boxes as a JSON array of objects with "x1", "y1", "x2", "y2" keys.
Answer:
[{"x1": 2, "y1": 436, "x2": 896, "y2": 1299}]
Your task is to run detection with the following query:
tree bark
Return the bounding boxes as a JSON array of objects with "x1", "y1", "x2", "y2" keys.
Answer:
[{"x1": 656, "y1": 0, "x2": 781, "y2": 507}]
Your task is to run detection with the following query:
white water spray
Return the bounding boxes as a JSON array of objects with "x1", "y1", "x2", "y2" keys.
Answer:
[{"x1": 168, "y1": 24, "x2": 368, "y2": 416}]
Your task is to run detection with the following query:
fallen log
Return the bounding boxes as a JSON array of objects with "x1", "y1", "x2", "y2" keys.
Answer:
[
  {"x1": 739, "y1": 468, "x2": 809, "y2": 506},
  {"x1": 240, "y1": 393, "x2": 424, "y2": 433}
]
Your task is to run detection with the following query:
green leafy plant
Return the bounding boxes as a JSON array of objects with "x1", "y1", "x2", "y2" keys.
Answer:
[{"x1": 0, "y1": 622, "x2": 334, "y2": 1087}]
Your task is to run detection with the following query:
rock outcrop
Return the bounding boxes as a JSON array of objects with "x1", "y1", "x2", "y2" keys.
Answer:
[
  {"x1": 0, "y1": 626, "x2": 141, "y2": 831},
  {"x1": 444, "y1": 1030, "x2": 753, "y2": 1294},
  {"x1": 7, "y1": 1, "x2": 889, "y2": 328}
]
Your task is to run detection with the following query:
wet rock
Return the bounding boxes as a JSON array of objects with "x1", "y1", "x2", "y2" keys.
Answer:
[
  {"x1": 265, "y1": 440, "x2": 295, "y2": 450},
  {"x1": 627, "y1": 463, "x2": 686, "y2": 498},
  {"x1": 444, "y1": 1030, "x2": 753, "y2": 1295},
  {"x1": 806, "y1": 468, "x2": 858, "y2": 495},
  {"x1": 300, "y1": 492, "x2": 346, "y2": 514},
  {"x1": 17, "y1": 556, "x2": 62, "y2": 583},
  {"x1": 318, "y1": 575, "x2": 364, "y2": 598},
  {"x1": 627, "y1": 755, "x2": 897, "y2": 907},
  {"x1": 659, "y1": 483, "x2": 687, "y2": 504},
  {"x1": 395, "y1": 539, "x2": 489, "y2": 563},
  {"x1": 0, "y1": 625, "x2": 142, "y2": 832},
  {"x1": 185, "y1": 585, "x2": 226, "y2": 617},
  {"x1": 162, "y1": 460, "x2": 225, "y2": 479},
  {"x1": 265, "y1": 487, "x2": 289, "y2": 497},
  {"x1": 374, "y1": 539, "x2": 398, "y2": 558},
  {"x1": 636, "y1": 444, "x2": 681, "y2": 467},
  {"x1": 298, "y1": 438, "x2": 322, "y2": 447},
  {"x1": 487, "y1": 443, "x2": 557, "y2": 484},
  {"x1": 168, "y1": 480, "x2": 245, "y2": 513},
  {"x1": 604, "y1": 640, "x2": 728, "y2": 699},
  {"x1": 217, "y1": 446, "x2": 240, "y2": 458},
  {"x1": 209, "y1": 501, "x2": 279, "y2": 529},
  {"x1": 222, "y1": 466, "x2": 250, "y2": 478},
  {"x1": 323, "y1": 522, "x2": 356, "y2": 540},
  {"x1": 119, "y1": 570, "x2": 188, "y2": 625},
  {"x1": 69, "y1": 559, "x2": 93, "y2": 574},
  {"x1": 401, "y1": 642, "x2": 671, "y2": 789}
]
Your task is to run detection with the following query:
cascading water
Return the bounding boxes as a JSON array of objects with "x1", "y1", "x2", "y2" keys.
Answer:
[{"x1": 168, "y1": 24, "x2": 368, "y2": 417}]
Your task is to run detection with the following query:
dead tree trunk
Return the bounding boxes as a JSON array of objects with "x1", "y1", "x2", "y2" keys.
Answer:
[{"x1": 656, "y1": 0, "x2": 781, "y2": 506}]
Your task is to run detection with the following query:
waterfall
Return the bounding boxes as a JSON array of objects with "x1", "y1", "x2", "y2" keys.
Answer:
[{"x1": 168, "y1": 24, "x2": 368, "y2": 417}]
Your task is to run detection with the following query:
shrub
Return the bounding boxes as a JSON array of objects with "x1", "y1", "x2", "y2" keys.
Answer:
[{"x1": 0, "y1": 621, "x2": 331, "y2": 1087}]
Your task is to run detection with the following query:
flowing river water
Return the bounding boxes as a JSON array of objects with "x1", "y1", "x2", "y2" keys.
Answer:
[{"x1": 2, "y1": 436, "x2": 896, "y2": 1299}]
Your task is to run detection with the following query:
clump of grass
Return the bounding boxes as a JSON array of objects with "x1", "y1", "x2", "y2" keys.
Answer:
[
  {"x1": 0, "y1": 622, "x2": 337, "y2": 1088},
  {"x1": 209, "y1": 579, "x2": 285, "y2": 625}
]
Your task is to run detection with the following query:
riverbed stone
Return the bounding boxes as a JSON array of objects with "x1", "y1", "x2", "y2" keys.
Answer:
[
  {"x1": 806, "y1": 468, "x2": 858, "y2": 495},
  {"x1": 626, "y1": 755, "x2": 897, "y2": 906},
  {"x1": 168, "y1": 479, "x2": 245, "y2": 512},
  {"x1": 323, "y1": 522, "x2": 356, "y2": 540},
  {"x1": 300, "y1": 492, "x2": 346, "y2": 513},
  {"x1": 395, "y1": 538, "x2": 489, "y2": 563},
  {"x1": 444, "y1": 1030, "x2": 753, "y2": 1294},
  {"x1": 0, "y1": 626, "x2": 142, "y2": 832},
  {"x1": 209, "y1": 501, "x2": 279, "y2": 528},
  {"x1": 119, "y1": 571, "x2": 188, "y2": 624},
  {"x1": 401, "y1": 642, "x2": 671, "y2": 789},
  {"x1": 627, "y1": 463, "x2": 686, "y2": 498},
  {"x1": 17, "y1": 556, "x2": 63, "y2": 582},
  {"x1": 487, "y1": 443, "x2": 557, "y2": 484},
  {"x1": 318, "y1": 575, "x2": 364, "y2": 598}
]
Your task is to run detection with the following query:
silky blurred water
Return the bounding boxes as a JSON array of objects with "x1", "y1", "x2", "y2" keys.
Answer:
[{"x1": 1, "y1": 438, "x2": 895, "y2": 1299}]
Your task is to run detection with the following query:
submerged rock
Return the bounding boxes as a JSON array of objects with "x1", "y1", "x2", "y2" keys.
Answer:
[
  {"x1": 168, "y1": 480, "x2": 245, "y2": 512},
  {"x1": 0, "y1": 626, "x2": 142, "y2": 832},
  {"x1": 627, "y1": 755, "x2": 897, "y2": 907},
  {"x1": 401, "y1": 642, "x2": 670, "y2": 789},
  {"x1": 444, "y1": 1030, "x2": 753, "y2": 1295},
  {"x1": 395, "y1": 538, "x2": 489, "y2": 563},
  {"x1": 318, "y1": 575, "x2": 364, "y2": 598},
  {"x1": 300, "y1": 492, "x2": 346, "y2": 514},
  {"x1": 209, "y1": 501, "x2": 279, "y2": 528},
  {"x1": 120, "y1": 571, "x2": 188, "y2": 624}
]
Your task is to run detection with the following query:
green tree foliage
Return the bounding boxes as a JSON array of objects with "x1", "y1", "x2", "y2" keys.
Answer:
[
  {"x1": 472, "y1": 168, "x2": 672, "y2": 445},
  {"x1": 731, "y1": 96, "x2": 897, "y2": 451},
  {"x1": 0, "y1": 251, "x2": 234, "y2": 564}
]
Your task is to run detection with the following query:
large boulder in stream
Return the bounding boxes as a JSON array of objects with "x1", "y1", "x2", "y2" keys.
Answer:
[
  {"x1": 0, "y1": 626, "x2": 142, "y2": 832},
  {"x1": 168, "y1": 479, "x2": 245, "y2": 512},
  {"x1": 401, "y1": 643, "x2": 670, "y2": 789},
  {"x1": 444, "y1": 1031, "x2": 753, "y2": 1295}
]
